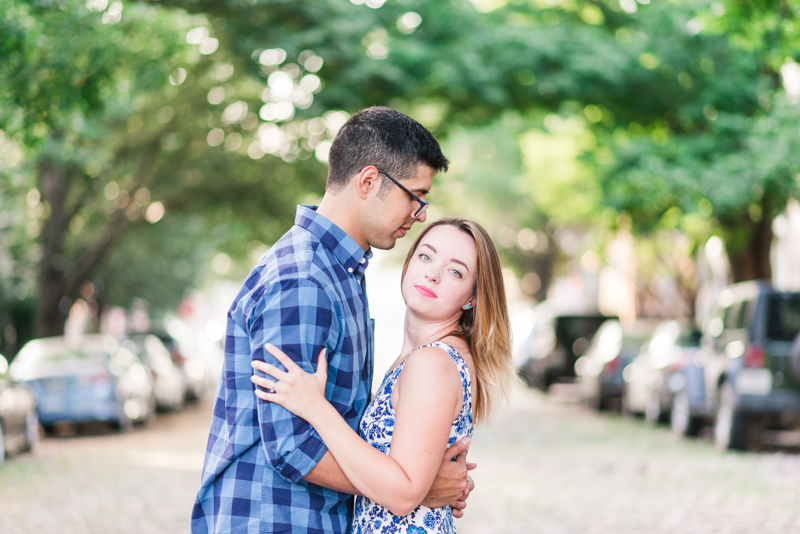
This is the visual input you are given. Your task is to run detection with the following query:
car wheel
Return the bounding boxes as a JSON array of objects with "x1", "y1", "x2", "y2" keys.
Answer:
[
  {"x1": 646, "y1": 391, "x2": 671, "y2": 425},
  {"x1": 116, "y1": 402, "x2": 134, "y2": 433},
  {"x1": 22, "y1": 411, "x2": 40, "y2": 452},
  {"x1": 142, "y1": 398, "x2": 157, "y2": 427},
  {"x1": 0, "y1": 423, "x2": 6, "y2": 464},
  {"x1": 541, "y1": 372, "x2": 553, "y2": 393},
  {"x1": 590, "y1": 392, "x2": 607, "y2": 412},
  {"x1": 621, "y1": 393, "x2": 635, "y2": 417},
  {"x1": 645, "y1": 394, "x2": 662, "y2": 424},
  {"x1": 714, "y1": 383, "x2": 749, "y2": 451},
  {"x1": 671, "y1": 390, "x2": 701, "y2": 437}
]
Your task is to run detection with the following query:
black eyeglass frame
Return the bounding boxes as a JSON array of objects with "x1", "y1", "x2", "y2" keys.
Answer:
[{"x1": 377, "y1": 169, "x2": 430, "y2": 218}]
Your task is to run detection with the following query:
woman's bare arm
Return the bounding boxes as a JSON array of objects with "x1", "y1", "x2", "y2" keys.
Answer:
[{"x1": 252, "y1": 345, "x2": 463, "y2": 516}]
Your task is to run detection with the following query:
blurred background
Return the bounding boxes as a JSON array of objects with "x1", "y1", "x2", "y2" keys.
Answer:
[
  {"x1": 3, "y1": 0, "x2": 800, "y2": 531},
  {"x1": 3, "y1": 0, "x2": 800, "y2": 359}
]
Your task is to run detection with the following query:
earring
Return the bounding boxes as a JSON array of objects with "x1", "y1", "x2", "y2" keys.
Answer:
[{"x1": 463, "y1": 304, "x2": 471, "y2": 310}]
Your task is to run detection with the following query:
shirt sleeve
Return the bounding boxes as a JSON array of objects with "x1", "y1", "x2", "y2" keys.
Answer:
[{"x1": 246, "y1": 276, "x2": 340, "y2": 484}]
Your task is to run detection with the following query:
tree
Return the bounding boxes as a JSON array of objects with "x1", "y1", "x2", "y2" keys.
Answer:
[
  {"x1": 0, "y1": 0, "x2": 328, "y2": 336},
  {"x1": 5, "y1": 0, "x2": 798, "y2": 341},
  {"x1": 592, "y1": 1, "x2": 800, "y2": 282}
]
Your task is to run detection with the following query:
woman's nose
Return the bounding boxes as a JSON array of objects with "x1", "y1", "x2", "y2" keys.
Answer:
[{"x1": 425, "y1": 269, "x2": 439, "y2": 283}]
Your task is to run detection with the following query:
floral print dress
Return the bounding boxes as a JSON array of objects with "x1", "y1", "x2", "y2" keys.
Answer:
[{"x1": 352, "y1": 341, "x2": 474, "y2": 534}]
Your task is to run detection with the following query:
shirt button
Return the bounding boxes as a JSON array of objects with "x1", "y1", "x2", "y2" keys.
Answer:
[
  {"x1": 348, "y1": 267, "x2": 354, "y2": 273},
  {"x1": 360, "y1": 258, "x2": 366, "y2": 264}
]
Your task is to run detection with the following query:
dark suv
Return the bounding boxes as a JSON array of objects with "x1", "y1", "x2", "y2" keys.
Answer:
[
  {"x1": 518, "y1": 312, "x2": 613, "y2": 390},
  {"x1": 703, "y1": 281, "x2": 800, "y2": 450}
]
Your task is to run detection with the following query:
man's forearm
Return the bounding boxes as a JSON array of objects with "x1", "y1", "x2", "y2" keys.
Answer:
[{"x1": 303, "y1": 451, "x2": 362, "y2": 496}]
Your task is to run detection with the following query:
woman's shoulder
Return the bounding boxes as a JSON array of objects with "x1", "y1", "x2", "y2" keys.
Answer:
[
  {"x1": 400, "y1": 345, "x2": 463, "y2": 387},
  {"x1": 395, "y1": 347, "x2": 463, "y2": 414},
  {"x1": 405, "y1": 343, "x2": 458, "y2": 368}
]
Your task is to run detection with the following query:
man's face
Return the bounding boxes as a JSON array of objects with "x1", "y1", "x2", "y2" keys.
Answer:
[{"x1": 362, "y1": 164, "x2": 434, "y2": 250}]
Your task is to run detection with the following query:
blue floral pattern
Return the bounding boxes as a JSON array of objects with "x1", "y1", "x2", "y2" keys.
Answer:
[{"x1": 353, "y1": 342, "x2": 473, "y2": 534}]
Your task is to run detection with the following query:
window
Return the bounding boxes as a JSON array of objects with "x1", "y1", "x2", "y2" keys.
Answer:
[
  {"x1": 724, "y1": 303, "x2": 740, "y2": 330},
  {"x1": 737, "y1": 299, "x2": 755, "y2": 329},
  {"x1": 765, "y1": 293, "x2": 800, "y2": 341}
]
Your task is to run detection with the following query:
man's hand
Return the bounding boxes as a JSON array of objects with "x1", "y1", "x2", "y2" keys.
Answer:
[
  {"x1": 420, "y1": 438, "x2": 477, "y2": 517},
  {"x1": 449, "y1": 463, "x2": 476, "y2": 519}
]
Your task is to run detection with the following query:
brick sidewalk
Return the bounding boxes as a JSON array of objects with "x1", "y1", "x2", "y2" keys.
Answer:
[
  {"x1": 1, "y1": 385, "x2": 798, "y2": 533},
  {"x1": 459, "y1": 385, "x2": 800, "y2": 534}
]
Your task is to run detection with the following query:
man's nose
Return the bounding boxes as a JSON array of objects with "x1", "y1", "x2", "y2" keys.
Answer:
[{"x1": 412, "y1": 209, "x2": 427, "y2": 223}]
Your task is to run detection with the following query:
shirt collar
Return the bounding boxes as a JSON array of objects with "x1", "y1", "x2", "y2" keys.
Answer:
[{"x1": 294, "y1": 205, "x2": 372, "y2": 279}]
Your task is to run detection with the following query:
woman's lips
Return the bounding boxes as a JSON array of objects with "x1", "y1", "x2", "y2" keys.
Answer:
[{"x1": 414, "y1": 285, "x2": 437, "y2": 298}]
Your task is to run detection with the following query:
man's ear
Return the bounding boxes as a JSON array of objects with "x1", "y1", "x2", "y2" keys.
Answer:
[{"x1": 354, "y1": 166, "x2": 381, "y2": 200}]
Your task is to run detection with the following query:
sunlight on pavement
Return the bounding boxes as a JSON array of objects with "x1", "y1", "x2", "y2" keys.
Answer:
[{"x1": 127, "y1": 450, "x2": 205, "y2": 471}]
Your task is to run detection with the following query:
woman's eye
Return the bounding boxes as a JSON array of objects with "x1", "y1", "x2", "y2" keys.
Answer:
[
  {"x1": 449, "y1": 269, "x2": 462, "y2": 278},
  {"x1": 419, "y1": 253, "x2": 431, "y2": 262}
]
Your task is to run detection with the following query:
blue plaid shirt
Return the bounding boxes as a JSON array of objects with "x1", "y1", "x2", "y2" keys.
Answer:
[{"x1": 192, "y1": 205, "x2": 374, "y2": 534}]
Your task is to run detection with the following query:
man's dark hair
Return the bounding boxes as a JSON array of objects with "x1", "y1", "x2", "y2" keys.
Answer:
[{"x1": 326, "y1": 107, "x2": 448, "y2": 193}]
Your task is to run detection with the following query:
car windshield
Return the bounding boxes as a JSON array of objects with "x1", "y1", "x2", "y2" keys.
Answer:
[
  {"x1": 677, "y1": 330, "x2": 702, "y2": 348},
  {"x1": 556, "y1": 316, "x2": 611, "y2": 356},
  {"x1": 15, "y1": 345, "x2": 106, "y2": 367},
  {"x1": 621, "y1": 336, "x2": 649, "y2": 355},
  {"x1": 766, "y1": 293, "x2": 800, "y2": 342}
]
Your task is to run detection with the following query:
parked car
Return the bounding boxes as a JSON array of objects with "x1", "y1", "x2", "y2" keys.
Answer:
[
  {"x1": 575, "y1": 319, "x2": 658, "y2": 411},
  {"x1": 123, "y1": 334, "x2": 186, "y2": 412},
  {"x1": 622, "y1": 320, "x2": 703, "y2": 428},
  {"x1": 0, "y1": 354, "x2": 39, "y2": 463},
  {"x1": 702, "y1": 281, "x2": 800, "y2": 450},
  {"x1": 518, "y1": 308, "x2": 613, "y2": 390},
  {"x1": 10, "y1": 336, "x2": 155, "y2": 431},
  {"x1": 148, "y1": 330, "x2": 208, "y2": 402}
]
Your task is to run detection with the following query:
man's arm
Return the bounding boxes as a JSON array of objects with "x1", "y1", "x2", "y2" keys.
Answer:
[
  {"x1": 305, "y1": 433, "x2": 475, "y2": 516},
  {"x1": 249, "y1": 279, "x2": 340, "y2": 484},
  {"x1": 420, "y1": 438, "x2": 473, "y2": 511},
  {"x1": 303, "y1": 451, "x2": 361, "y2": 494}
]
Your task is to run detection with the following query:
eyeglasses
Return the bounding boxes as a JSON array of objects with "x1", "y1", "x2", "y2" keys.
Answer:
[{"x1": 377, "y1": 169, "x2": 430, "y2": 218}]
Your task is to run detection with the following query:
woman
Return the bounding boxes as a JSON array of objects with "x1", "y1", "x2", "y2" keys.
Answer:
[{"x1": 251, "y1": 218, "x2": 515, "y2": 533}]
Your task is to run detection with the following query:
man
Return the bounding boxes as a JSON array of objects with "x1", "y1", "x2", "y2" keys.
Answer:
[{"x1": 192, "y1": 107, "x2": 473, "y2": 534}]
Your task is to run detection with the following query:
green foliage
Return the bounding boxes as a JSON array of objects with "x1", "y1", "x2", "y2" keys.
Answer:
[
  {"x1": 0, "y1": 0, "x2": 330, "y2": 330},
  {"x1": 95, "y1": 215, "x2": 210, "y2": 315},
  {"x1": 3, "y1": 0, "x2": 800, "y2": 332}
]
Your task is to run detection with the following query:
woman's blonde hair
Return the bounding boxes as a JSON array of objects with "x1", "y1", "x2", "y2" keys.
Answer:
[{"x1": 401, "y1": 218, "x2": 515, "y2": 424}]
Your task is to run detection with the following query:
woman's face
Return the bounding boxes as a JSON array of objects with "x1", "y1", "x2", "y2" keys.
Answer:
[{"x1": 402, "y1": 225, "x2": 478, "y2": 321}]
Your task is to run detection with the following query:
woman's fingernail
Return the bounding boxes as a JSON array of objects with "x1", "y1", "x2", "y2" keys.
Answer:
[{"x1": 265, "y1": 343, "x2": 274, "y2": 350}]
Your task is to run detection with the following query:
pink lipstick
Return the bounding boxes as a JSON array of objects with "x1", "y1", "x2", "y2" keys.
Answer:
[{"x1": 414, "y1": 285, "x2": 437, "y2": 298}]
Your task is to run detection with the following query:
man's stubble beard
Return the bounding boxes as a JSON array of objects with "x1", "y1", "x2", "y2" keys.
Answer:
[
  {"x1": 364, "y1": 225, "x2": 398, "y2": 251},
  {"x1": 361, "y1": 198, "x2": 401, "y2": 251}
]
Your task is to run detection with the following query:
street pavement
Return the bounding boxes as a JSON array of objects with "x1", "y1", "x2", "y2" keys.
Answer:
[{"x1": 1, "y1": 384, "x2": 799, "y2": 533}]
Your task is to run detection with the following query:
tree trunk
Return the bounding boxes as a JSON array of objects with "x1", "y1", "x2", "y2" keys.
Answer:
[
  {"x1": 34, "y1": 145, "x2": 140, "y2": 338},
  {"x1": 725, "y1": 201, "x2": 773, "y2": 283},
  {"x1": 36, "y1": 160, "x2": 71, "y2": 337}
]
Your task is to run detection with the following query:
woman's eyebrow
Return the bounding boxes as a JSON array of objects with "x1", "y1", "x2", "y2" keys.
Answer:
[
  {"x1": 450, "y1": 258, "x2": 470, "y2": 272},
  {"x1": 421, "y1": 244, "x2": 470, "y2": 272}
]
